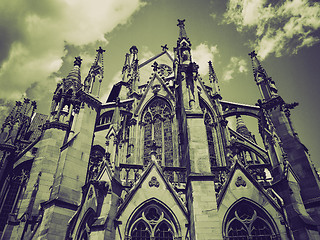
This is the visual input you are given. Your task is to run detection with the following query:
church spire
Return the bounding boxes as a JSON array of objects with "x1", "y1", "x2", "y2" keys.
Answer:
[
  {"x1": 249, "y1": 51, "x2": 278, "y2": 101},
  {"x1": 84, "y1": 47, "x2": 105, "y2": 96},
  {"x1": 64, "y1": 56, "x2": 82, "y2": 91},
  {"x1": 176, "y1": 19, "x2": 192, "y2": 65},
  {"x1": 208, "y1": 61, "x2": 221, "y2": 99},
  {"x1": 0, "y1": 99, "x2": 36, "y2": 145},
  {"x1": 121, "y1": 46, "x2": 139, "y2": 95},
  {"x1": 236, "y1": 115, "x2": 255, "y2": 143}
]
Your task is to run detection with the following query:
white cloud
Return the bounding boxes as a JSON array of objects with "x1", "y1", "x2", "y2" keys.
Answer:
[
  {"x1": 0, "y1": 0, "x2": 146, "y2": 103},
  {"x1": 223, "y1": 0, "x2": 320, "y2": 59},
  {"x1": 222, "y1": 56, "x2": 248, "y2": 82},
  {"x1": 192, "y1": 43, "x2": 219, "y2": 76}
]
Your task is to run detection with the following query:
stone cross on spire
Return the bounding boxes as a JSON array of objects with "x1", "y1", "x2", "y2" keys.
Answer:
[
  {"x1": 96, "y1": 46, "x2": 106, "y2": 54},
  {"x1": 74, "y1": 56, "x2": 82, "y2": 67}
]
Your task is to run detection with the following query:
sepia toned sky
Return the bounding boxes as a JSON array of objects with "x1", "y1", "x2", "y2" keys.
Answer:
[{"x1": 0, "y1": 0, "x2": 319, "y2": 167}]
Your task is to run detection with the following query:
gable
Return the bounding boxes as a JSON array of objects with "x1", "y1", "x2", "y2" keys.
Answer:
[
  {"x1": 135, "y1": 74, "x2": 175, "y2": 116},
  {"x1": 215, "y1": 165, "x2": 288, "y2": 238},
  {"x1": 138, "y1": 50, "x2": 174, "y2": 84},
  {"x1": 115, "y1": 162, "x2": 188, "y2": 239}
]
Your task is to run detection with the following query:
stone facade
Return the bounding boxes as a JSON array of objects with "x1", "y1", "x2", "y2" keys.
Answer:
[{"x1": 1, "y1": 20, "x2": 320, "y2": 240}]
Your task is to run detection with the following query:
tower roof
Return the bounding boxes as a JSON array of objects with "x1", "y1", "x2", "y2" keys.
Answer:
[
  {"x1": 176, "y1": 19, "x2": 191, "y2": 47},
  {"x1": 64, "y1": 56, "x2": 82, "y2": 88},
  {"x1": 84, "y1": 47, "x2": 105, "y2": 95},
  {"x1": 236, "y1": 115, "x2": 254, "y2": 142}
]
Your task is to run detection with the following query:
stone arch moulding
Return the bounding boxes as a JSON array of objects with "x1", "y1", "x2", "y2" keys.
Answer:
[
  {"x1": 134, "y1": 94, "x2": 175, "y2": 117},
  {"x1": 222, "y1": 197, "x2": 280, "y2": 240},
  {"x1": 139, "y1": 95, "x2": 174, "y2": 118},
  {"x1": 199, "y1": 97, "x2": 218, "y2": 120},
  {"x1": 75, "y1": 208, "x2": 96, "y2": 240},
  {"x1": 124, "y1": 198, "x2": 182, "y2": 239}
]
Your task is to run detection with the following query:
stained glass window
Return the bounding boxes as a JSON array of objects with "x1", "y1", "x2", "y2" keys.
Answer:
[
  {"x1": 200, "y1": 100, "x2": 217, "y2": 168},
  {"x1": 76, "y1": 210, "x2": 95, "y2": 240},
  {"x1": 142, "y1": 98, "x2": 173, "y2": 166},
  {"x1": 128, "y1": 203, "x2": 177, "y2": 239},
  {"x1": 86, "y1": 146, "x2": 105, "y2": 182},
  {"x1": 0, "y1": 162, "x2": 31, "y2": 233},
  {"x1": 224, "y1": 200, "x2": 280, "y2": 240},
  {"x1": 143, "y1": 112, "x2": 152, "y2": 165},
  {"x1": 132, "y1": 221, "x2": 151, "y2": 240},
  {"x1": 155, "y1": 222, "x2": 174, "y2": 240}
]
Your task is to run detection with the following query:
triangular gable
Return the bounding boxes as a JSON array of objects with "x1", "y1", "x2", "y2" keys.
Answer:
[
  {"x1": 138, "y1": 50, "x2": 174, "y2": 69},
  {"x1": 97, "y1": 160, "x2": 113, "y2": 183},
  {"x1": 66, "y1": 181, "x2": 106, "y2": 239},
  {"x1": 116, "y1": 161, "x2": 187, "y2": 219},
  {"x1": 138, "y1": 50, "x2": 174, "y2": 85},
  {"x1": 134, "y1": 73, "x2": 175, "y2": 116},
  {"x1": 217, "y1": 161, "x2": 281, "y2": 211}
]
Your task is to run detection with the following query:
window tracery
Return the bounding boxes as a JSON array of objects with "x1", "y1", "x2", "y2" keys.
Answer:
[
  {"x1": 200, "y1": 100, "x2": 217, "y2": 168},
  {"x1": 128, "y1": 203, "x2": 177, "y2": 240},
  {"x1": 224, "y1": 200, "x2": 280, "y2": 240},
  {"x1": 142, "y1": 98, "x2": 173, "y2": 166},
  {"x1": 0, "y1": 162, "x2": 31, "y2": 232},
  {"x1": 86, "y1": 146, "x2": 105, "y2": 182}
]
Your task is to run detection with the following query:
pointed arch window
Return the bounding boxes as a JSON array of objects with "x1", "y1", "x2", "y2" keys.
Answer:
[
  {"x1": 131, "y1": 221, "x2": 151, "y2": 240},
  {"x1": 142, "y1": 98, "x2": 173, "y2": 166},
  {"x1": 0, "y1": 162, "x2": 31, "y2": 233},
  {"x1": 127, "y1": 204, "x2": 177, "y2": 240},
  {"x1": 76, "y1": 209, "x2": 95, "y2": 240},
  {"x1": 86, "y1": 146, "x2": 105, "y2": 182},
  {"x1": 200, "y1": 100, "x2": 217, "y2": 168},
  {"x1": 224, "y1": 200, "x2": 280, "y2": 240}
]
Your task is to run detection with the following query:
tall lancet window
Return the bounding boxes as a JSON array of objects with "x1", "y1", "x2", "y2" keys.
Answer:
[
  {"x1": 200, "y1": 100, "x2": 217, "y2": 168},
  {"x1": 142, "y1": 98, "x2": 173, "y2": 166}
]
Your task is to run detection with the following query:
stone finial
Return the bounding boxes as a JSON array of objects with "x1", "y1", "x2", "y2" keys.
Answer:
[{"x1": 74, "y1": 56, "x2": 82, "y2": 67}]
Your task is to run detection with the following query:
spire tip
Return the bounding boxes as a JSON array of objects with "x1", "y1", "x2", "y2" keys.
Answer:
[
  {"x1": 74, "y1": 56, "x2": 82, "y2": 67},
  {"x1": 249, "y1": 51, "x2": 257, "y2": 58}
]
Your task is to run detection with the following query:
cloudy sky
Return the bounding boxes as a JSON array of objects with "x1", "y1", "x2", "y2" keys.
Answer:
[{"x1": 0, "y1": 0, "x2": 319, "y2": 167}]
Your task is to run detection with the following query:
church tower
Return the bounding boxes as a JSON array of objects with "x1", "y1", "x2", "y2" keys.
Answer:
[{"x1": 1, "y1": 20, "x2": 320, "y2": 240}]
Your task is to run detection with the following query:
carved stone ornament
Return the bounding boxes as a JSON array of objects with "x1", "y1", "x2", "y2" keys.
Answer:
[
  {"x1": 88, "y1": 188, "x2": 94, "y2": 199},
  {"x1": 157, "y1": 64, "x2": 173, "y2": 78},
  {"x1": 149, "y1": 176, "x2": 160, "y2": 188},
  {"x1": 235, "y1": 176, "x2": 246, "y2": 187}
]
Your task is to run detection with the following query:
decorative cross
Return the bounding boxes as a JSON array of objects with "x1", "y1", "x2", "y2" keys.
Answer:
[
  {"x1": 177, "y1": 19, "x2": 185, "y2": 27},
  {"x1": 161, "y1": 44, "x2": 168, "y2": 51},
  {"x1": 74, "y1": 56, "x2": 83, "y2": 66},
  {"x1": 151, "y1": 61, "x2": 158, "y2": 71},
  {"x1": 249, "y1": 51, "x2": 257, "y2": 58},
  {"x1": 96, "y1": 46, "x2": 106, "y2": 54}
]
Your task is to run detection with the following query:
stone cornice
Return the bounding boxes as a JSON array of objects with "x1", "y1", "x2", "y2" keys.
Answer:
[
  {"x1": 40, "y1": 197, "x2": 78, "y2": 211},
  {"x1": 43, "y1": 121, "x2": 70, "y2": 131}
]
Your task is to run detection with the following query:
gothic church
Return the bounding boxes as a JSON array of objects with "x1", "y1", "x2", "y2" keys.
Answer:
[{"x1": 1, "y1": 20, "x2": 320, "y2": 240}]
